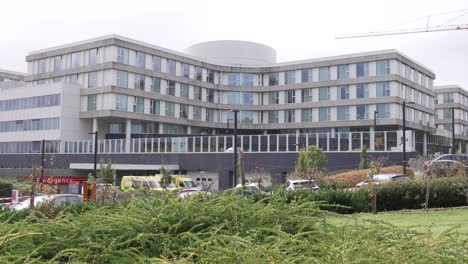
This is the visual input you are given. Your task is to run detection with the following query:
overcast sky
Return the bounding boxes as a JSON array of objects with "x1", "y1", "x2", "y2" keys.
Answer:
[{"x1": 1, "y1": 0, "x2": 467, "y2": 88}]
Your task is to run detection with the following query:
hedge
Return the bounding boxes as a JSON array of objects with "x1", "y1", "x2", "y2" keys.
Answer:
[{"x1": 0, "y1": 181, "x2": 12, "y2": 198}]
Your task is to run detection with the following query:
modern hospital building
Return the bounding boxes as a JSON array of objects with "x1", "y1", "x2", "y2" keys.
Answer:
[{"x1": 0, "y1": 35, "x2": 464, "y2": 190}]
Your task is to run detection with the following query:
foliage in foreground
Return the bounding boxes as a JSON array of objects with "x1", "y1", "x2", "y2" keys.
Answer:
[{"x1": 0, "y1": 191, "x2": 468, "y2": 263}]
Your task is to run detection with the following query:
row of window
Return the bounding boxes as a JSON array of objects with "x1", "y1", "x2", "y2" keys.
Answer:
[
  {"x1": 0, "y1": 141, "x2": 60, "y2": 154},
  {"x1": 0, "y1": 94, "x2": 60, "y2": 112},
  {"x1": 107, "y1": 94, "x2": 431, "y2": 124},
  {"x1": 32, "y1": 45, "x2": 433, "y2": 90},
  {"x1": 437, "y1": 108, "x2": 468, "y2": 122},
  {"x1": 436, "y1": 92, "x2": 468, "y2": 106},
  {"x1": 109, "y1": 121, "x2": 186, "y2": 134},
  {"x1": 0, "y1": 117, "x2": 60, "y2": 132}
]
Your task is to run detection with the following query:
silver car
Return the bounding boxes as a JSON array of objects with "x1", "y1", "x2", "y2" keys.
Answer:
[
  {"x1": 356, "y1": 173, "x2": 409, "y2": 188},
  {"x1": 11, "y1": 194, "x2": 83, "y2": 210}
]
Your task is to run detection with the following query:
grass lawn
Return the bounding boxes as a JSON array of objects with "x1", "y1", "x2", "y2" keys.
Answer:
[{"x1": 328, "y1": 208, "x2": 468, "y2": 235}]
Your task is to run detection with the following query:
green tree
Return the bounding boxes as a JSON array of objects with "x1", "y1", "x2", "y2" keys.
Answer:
[
  {"x1": 295, "y1": 146, "x2": 327, "y2": 190},
  {"x1": 359, "y1": 145, "x2": 368, "y2": 169},
  {"x1": 159, "y1": 167, "x2": 173, "y2": 190},
  {"x1": 97, "y1": 159, "x2": 114, "y2": 184}
]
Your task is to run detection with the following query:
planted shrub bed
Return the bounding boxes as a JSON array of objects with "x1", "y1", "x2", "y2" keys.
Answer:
[{"x1": 2, "y1": 191, "x2": 468, "y2": 263}]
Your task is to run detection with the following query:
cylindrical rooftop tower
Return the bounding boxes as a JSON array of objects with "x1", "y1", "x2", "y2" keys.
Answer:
[{"x1": 184, "y1": 40, "x2": 277, "y2": 65}]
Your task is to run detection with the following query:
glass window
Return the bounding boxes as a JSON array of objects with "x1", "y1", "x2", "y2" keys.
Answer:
[
  {"x1": 87, "y1": 95, "x2": 96, "y2": 111},
  {"x1": 268, "y1": 111, "x2": 279, "y2": 123},
  {"x1": 285, "y1": 109, "x2": 295, "y2": 123},
  {"x1": 182, "y1": 64, "x2": 190, "y2": 78},
  {"x1": 193, "y1": 86, "x2": 202, "y2": 100},
  {"x1": 115, "y1": 94, "x2": 128, "y2": 111},
  {"x1": 37, "y1": 59, "x2": 47, "y2": 74},
  {"x1": 116, "y1": 71, "x2": 128, "y2": 88},
  {"x1": 356, "y1": 84, "x2": 368, "y2": 98},
  {"x1": 337, "y1": 65, "x2": 349, "y2": 80},
  {"x1": 443, "y1": 93, "x2": 454, "y2": 103},
  {"x1": 206, "y1": 108, "x2": 216, "y2": 122},
  {"x1": 151, "y1": 78, "x2": 160, "y2": 93},
  {"x1": 152, "y1": 56, "x2": 161, "y2": 72},
  {"x1": 242, "y1": 92, "x2": 253, "y2": 105},
  {"x1": 167, "y1": 81, "x2": 175, "y2": 96},
  {"x1": 88, "y1": 71, "x2": 98, "y2": 88},
  {"x1": 117, "y1": 47, "x2": 129, "y2": 64},
  {"x1": 356, "y1": 105, "x2": 369, "y2": 120},
  {"x1": 376, "y1": 60, "x2": 390, "y2": 76},
  {"x1": 195, "y1": 67, "x2": 203, "y2": 81},
  {"x1": 337, "y1": 106, "x2": 349, "y2": 120},
  {"x1": 228, "y1": 73, "x2": 240, "y2": 86},
  {"x1": 150, "y1": 100, "x2": 160, "y2": 115},
  {"x1": 376, "y1": 82, "x2": 390, "y2": 97},
  {"x1": 338, "y1": 86, "x2": 349, "y2": 100},
  {"x1": 319, "y1": 87, "x2": 330, "y2": 101},
  {"x1": 301, "y1": 69, "x2": 312, "y2": 83},
  {"x1": 356, "y1": 63, "x2": 368, "y2": 77},
  {"x1": 319, "y1": 67, "x2": 329, "y2": 81},
  {"x1": 319, "y1": 107, "x2": 330, "y2": 121},
  {"x1": 109, "y1": 123, "x2": 124, "y2": 134},
  {"x1": 240, "y1": 111, "x2": 254, "y2": 124},
  {"x1": 377, "y1": 103, "x2": 390, "y2": 118},
  {"x1": 53, "y1": 56, "x2": 62, "y2": 72},
  {"x1": 286, "y1": 90, "x2": 296, "y2": 103},
  {"x1": 133, "y1": 97, "x2": 144, "y2": 113},
  {"x1": 301, "y1": 88, "x2": 313, "y2": 102},
  {"x1": 207, "y1": 89, "x2": 215, "y2": 103},
  {"x1": 301, "y1": 108, "x2": 313, "y2": 122},
  {"x1": 207, "y1": 70, "x2": 215, "y2": 84},
  {"x1": 268, "y1": 73, "x2": 279, "y2": 86},
  {"x1": 180, "y1": 84, "x2": 189, "y2": 98},
  {"x1": 70, "y1": 52, "x2": 81, "y2": 68},
  {"x1": 167, "y1": 60, "x2": 176, "y2": 75},
  {"x1": 180, "y1": 104, "x2": 188, "y2": 118},
  {"x1": 136, "y1": 52, "x2": 146, "y2": 68},
  {"x1": 165, "y1": 102, "x2": 175, "y2": 117},
  {"x1": 89, "y1": 49, "x2": 98, "y2": 65},
  {"x1": 242, "y1": 73, "x2": 253, "y2": 87},
  {"x1": 268, "y1": 91, "x2": 279, "y2": 104},
  {"x1": 227, "y1": 92, "x2": 240, "y2": 105},
  {"x1": 134, "y1": 74, "x2": 145, "y2": 90},
  {"x1": 193, "y1": 106, "x2": 202, "y2": 121},
  {"x1": 285, "y1": 71, "x2": 295, "y2": 84}
]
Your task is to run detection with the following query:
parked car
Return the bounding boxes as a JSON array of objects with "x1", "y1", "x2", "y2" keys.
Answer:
[
  {"x1": 355, "y1": 173, "x2": 409, "y2": 188},
  {"x1": 285, "y1": 179, "x2": 319, "y2": 191},
  {"x1": 11, "y1": 194, "x2": 83, "y2": 210},
  {"x1": 425, "y1": 154, "x2": 468, "y2": 169},
  {"x1": 176, "y1": 188, "x2": 208, "y2": 198},
  {"x1": 234, "y1": 183, "x2": 270, "y2": 195}
]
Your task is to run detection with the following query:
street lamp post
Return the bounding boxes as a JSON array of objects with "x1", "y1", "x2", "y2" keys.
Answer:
[
  {"x1": 402, "y1": 101, "x2": 414, "y2": 175},
  {"x1": 230, "y1": 110, "x2": 239, "y2": 187},
  {"x1": 89, "y1": 131, "x2": 98, "y2": 179}
]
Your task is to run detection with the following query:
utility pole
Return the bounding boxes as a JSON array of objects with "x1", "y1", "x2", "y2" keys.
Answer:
[{"x1": 402, "y1": 101, "x2": 414, "y2": 175}]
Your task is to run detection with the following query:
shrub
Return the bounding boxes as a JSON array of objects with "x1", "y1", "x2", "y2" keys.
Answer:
[
  {"x1": 312, "y1": 188, "x2": 370, "y2": 214},
  {"x1": 0, "y1": 181, "x2": 12, "y2": 197},
  {"x1": 376, "y1": 177, "x2": 466, "y2": 211}
]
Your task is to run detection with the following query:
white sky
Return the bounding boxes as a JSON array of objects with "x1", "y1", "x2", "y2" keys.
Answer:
[{"x1": 1, "y1": 0, "x2": 468, "y2": 87}]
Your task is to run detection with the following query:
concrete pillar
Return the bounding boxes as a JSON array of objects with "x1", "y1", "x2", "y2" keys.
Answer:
[
  {"x1": 458, "y1": 140, "x2": 462, "y2": 154},
  {"x1": 370, "y1": 127, "x2": 375, "y2": 151},
  {"x1": 263, "y1": 130, "x2": 268, "y2": 135},
  {"x1": 187, "y1": 126, "x2": 192, "y2": 134},
  {"x1": 466, "y1": 142, "x2": 468, "y2": 155},
  {"x1": 125, "y1": 119, "x2": 131, "y2": 153},
  {"x1": 158, "y1": 123, "x2": 164, "y2": 134},
  {"x1": 92, "y1": 118, "x2": 98, "y2": 133},
  {"x1": 423, "y1": 132, "x2": 427, "y2": 157}
]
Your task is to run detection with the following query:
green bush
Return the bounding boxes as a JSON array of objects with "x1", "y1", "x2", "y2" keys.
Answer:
[
  {"x1": 377, "y1": 177, "x2": 467, "y2": 211},
  {"x1": 312, "y1": 188, "x2": 370, "y2": 214},
  {"x1": 0, "y1": 181, "x2": 12, "y2": 197}
]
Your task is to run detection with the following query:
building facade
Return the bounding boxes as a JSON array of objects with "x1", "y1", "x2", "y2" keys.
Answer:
[{"x1": 0, "y1": 35, "x2": 461, "y2": 190}]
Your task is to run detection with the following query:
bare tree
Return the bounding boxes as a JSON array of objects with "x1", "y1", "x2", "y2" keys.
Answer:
[
  {"x1": 250, "y1": 166, "x2": 272, "y2": 193},
  {"x1": 367, "y1": 156, "x2": 389, "y2": 214}
]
